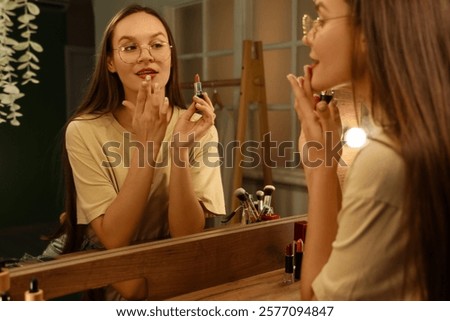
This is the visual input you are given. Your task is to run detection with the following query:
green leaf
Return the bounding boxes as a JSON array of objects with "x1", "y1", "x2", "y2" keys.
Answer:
[
  {"x1": 3, "y1": 84, "x2": 20, "y2": 94},
  {"x1": 5, "y1": 2, "x2": 19, "y2": 11},
  {"x1": 10, "y1": 118, "x2": 21, "y2": 126},
  {"x1": 21, "y1": 30, "x2": 32, "y2": 38},
  {"x1": 22, "y1": 70, "x2": 37, "y2": 79},
  {"x1": 5, "y1": 37, "x2": 18, "y2": 46},
  {"x1": 0, "y1": 94, "x2": 10, "y2": 104},
  {"x1": 22, "y1": 78, "x2": 39, "y2": 85},
  {"x1": 18, "y1": 53, "x2": 30, "y2": 62},
  {"x1": 10, "y1": 104, "x2": 21, "y2": 112},
  {"x1": 0, "y1": 95, "x2": 13, "y2": 104},
  {"x1": 27, "y1": 2, "x2": 41, "y2": 15},
  {"x1": 29, "y1": 62, "x2": 40, "y2": 70},
  {"x1": 17, "y1": 63, "x2": 28, "y2": 70},
  {"x1": 18, "y1": 14, "x2": 36, "y2": 24},
  {"x1": 30, "y1": 41, "x2": 43, "y2": 52},
  {"x1": 13, "y1": 42, "x2": 28, "y2": 51},
  {"x1": 28, "y1": 52, "x2": 39, "y2": 62}
]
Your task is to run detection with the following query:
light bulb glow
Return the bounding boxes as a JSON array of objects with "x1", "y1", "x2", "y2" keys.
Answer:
[{"x1": 344, "y1": 127, "x2": 367, "y2": 148}]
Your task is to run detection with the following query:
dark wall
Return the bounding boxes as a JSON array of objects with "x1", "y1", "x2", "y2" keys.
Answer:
[
  {"x1": 0, "y1": 0, "x2": 94, "y2": 230},
  {"x1": 0, "y1": 5, "x2": 67, "y2": 229}
]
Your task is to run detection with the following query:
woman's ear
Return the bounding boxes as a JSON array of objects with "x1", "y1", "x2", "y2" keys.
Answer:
[{"x1": 107, "y1": 56, "x2": 116, "y2": 73}]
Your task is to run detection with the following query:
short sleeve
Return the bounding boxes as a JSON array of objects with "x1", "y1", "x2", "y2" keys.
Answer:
[
  {"x1": 312, "y1": 139, "x2": 413, "y2": 300},
  {"x1": 189, "y1": 125, "x2": 226, "y2": 216},
  {"x1": 65, "y1": 120, "x2": 118, "y2": 224}
]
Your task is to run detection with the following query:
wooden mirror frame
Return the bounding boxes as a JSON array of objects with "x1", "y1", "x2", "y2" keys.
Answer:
[{"x1": 8, "y1": 214, "x2": 306, "y2": 300}]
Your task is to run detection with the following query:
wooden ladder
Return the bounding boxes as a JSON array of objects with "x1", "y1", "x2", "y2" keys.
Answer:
[{"x1": 231, "y1": 40, "x2": 273, "y2": 215}]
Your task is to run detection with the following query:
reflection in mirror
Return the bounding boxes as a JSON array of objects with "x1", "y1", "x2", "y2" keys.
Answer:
[
  {"x1": 0, "y1": 0, "x2": 362, "y2": 278},
  {"x1": 7, "y1": 215, "x2": 306, "y2": 300}
]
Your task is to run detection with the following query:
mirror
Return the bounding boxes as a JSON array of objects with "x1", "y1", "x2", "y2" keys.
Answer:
[
  {"x1": 1, "y1": 0, "x2": 360, "y2": 265},
  {"x1": 6, "y1": 215, "x2": 305, "y2": 300}
]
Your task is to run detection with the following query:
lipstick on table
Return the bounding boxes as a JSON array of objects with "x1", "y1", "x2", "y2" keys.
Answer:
[
  {"x1": 294, "y1": 220, "x2": 308, "y2": 243},
  {"x1": 194, "y1": 73, "x2": 204, "y2": 99},
  {"x1": 294, "y1": 239, "x2": 304, "y2": 281},
  {"x1": 283, "y1": 243, "x2": 294, "y2": 285},
  {"x1": 24, "y1": 278, "x2": 44, "y2": 301}
]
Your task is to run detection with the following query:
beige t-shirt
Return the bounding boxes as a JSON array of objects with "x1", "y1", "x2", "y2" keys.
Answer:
[
  {"x1": 312, "y1": 130, "x2": 420, "y2": 300},
  {"x1": 66, "y1": 107, "x2": 226, "y2": 246}
]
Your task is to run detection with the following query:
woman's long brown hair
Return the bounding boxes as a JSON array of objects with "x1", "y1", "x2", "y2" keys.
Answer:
[
  {"x1": 54, "y1": 5, "x2": 186, "y2": 253},
  {"x1": 348, "y1": 0, "x2": 450, "y2": 299}
]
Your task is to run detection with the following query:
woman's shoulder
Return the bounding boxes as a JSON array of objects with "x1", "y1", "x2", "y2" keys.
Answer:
[
  {"x1": 344, "y1": 132, "x2": 404, "y2": 205},
  {"x1": 355, "y1": 132, "x2": 402, "y2": 170},
  {"x1": 67, "y1": 113, "x2": 115, "y2": 132},
  {"x1": 66, "y1": 112, "x2": 119, "y2": 145},
  {"x1": 69, "y1": 112, "x2": 114, "y2": 126}
]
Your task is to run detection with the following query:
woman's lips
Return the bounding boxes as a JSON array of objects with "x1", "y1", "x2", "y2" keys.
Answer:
[{"x1": 136, "y1": 69, "x2": 157, "y2": 79}]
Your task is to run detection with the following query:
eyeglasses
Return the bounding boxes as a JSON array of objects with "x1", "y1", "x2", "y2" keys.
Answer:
[
  {"x1": 113, "y1": 41, "x2": 172, "y2": 64},
  {"x1": 302, "y1": 14, "x2": 350, "y2": 38}
]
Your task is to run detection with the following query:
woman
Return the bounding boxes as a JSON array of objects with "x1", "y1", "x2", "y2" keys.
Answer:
[
  {"x1": 288, "y1": 0, "x2": 449, "y2": 300},
  {"x1": 55, "y1": 5, "x2": 225, "y2": 300}
]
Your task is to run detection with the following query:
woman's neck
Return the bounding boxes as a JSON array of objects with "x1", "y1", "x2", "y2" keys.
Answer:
[
  {"x1": 112, "y1": 103, "x2": 174, "y2": 133},
  {"x1": 113, "y1": 105, "x2": 134, "y2": 132}
]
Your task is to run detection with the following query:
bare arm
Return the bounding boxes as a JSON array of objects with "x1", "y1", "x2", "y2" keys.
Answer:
[
  {"x1": 90, "y1": 78, "x2": 169, "y2": 249},
  {"x1": 168, "y1": 94, "x2": 216, "y2": 237},
  {"x1": 287, "y1": 67, "x2": 342, "y2": 300}
]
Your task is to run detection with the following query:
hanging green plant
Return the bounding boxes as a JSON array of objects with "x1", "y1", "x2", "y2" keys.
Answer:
[{"x1": 0, "y1": 0, "x2": 42, "y2": 126}]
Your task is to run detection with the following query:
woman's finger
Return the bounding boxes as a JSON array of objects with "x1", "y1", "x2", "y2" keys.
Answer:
[
  {"x1": 315, "y1": 100, "x2": 342, "y2": 147},
  {"x1": 287, "y1": 72, "x2": 317, "y2": 120},
  {"x1": 200, "y1": 91, "x2": 213, "y2": 109},
  {"x1": 302, "y1": 65, "x2": 314, "y2": 100},
  {"x1": 287, "y1": 74, "x2": 307, "y2": 120},
  {"x1": 135, "y1": 76, "x2": 150, "y2": 116},
  {"x1": 149, "y1": 82, "x2": 163, "y2": 114}
]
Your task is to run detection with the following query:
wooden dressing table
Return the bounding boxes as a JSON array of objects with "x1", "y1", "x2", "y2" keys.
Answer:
[
  {"x1": 168, "y1": 269, "x2": 301, "y2": 301},
  {"x1": 8, "y1": 215, "x2": 306, "y2": 301}
]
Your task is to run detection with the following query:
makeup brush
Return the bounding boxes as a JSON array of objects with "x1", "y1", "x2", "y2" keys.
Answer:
[
  {"x1": 256, "y1": 190, "x2": 264, "y2": 214},
  {"x1": 234, "y1": 188, "x2": 259, "y2": 223},
  {"x1": 221, "y1": 205, "x2": 243, "y2": 223},
  {"x1": 262, "y1": 185, "x2": 276, "y2": 214}
]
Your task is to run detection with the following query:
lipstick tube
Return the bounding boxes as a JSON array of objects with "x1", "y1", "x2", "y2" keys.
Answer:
[
  {"x1": 294, "y1": 220, "x2": 308, "y2": 243},
  {"x1": 319, "y1": 90, "x2": 334, "y2": 103},
  {"x1": 294, "y1": 239, "x2": 304, "y2": 281},
  {"x1": 194, "y1": 74, "x2": 204, "y2": 99},
  {"x1": 24, "y1": 278, "x2": 44, "y2": 301},
  {"x1": 282, "y1": 243, "x2": 294, "y2": 285}
]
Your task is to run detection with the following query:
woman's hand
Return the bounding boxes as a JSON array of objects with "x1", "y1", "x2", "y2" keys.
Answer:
[
  {"x1": 287, "y1": 66, "x2": 342, "y2": 177},
  {"x1": 122, "y1": 77, "x2": 170, "y2": 151},
  {"x1": 172, "y1": 92, "x2": 216, "y2": 149},
  {"x1": 287, "y1": 66, "x2": 342, "y2": 301}
]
